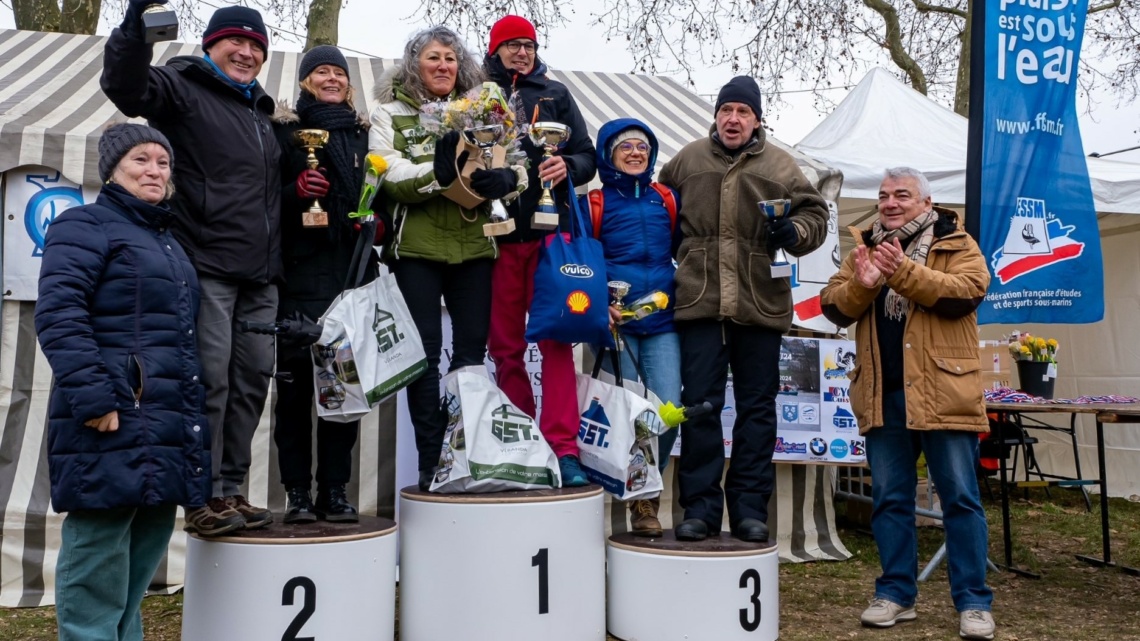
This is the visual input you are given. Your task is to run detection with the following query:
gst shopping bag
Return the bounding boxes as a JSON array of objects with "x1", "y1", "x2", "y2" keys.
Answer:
[
  {"x1": 575, "y1": 373, "x2": 665, "y2": 501},
  {"x1": 312, "y1": 273, "x2": 427, "y2": 423},
  {"x1": 524, "y1": 175, "x2": 613, "y2": 348},
  {"x1": 431, "y1": 366, "x2": 562, "y2": 492}
]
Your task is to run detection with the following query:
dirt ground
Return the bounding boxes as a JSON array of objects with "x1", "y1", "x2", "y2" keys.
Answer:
[{"x1": 2, "y1": 488, "x2": 1137, "y2": 641}]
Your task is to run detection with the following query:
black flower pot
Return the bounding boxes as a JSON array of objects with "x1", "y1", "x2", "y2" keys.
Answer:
[{"x1": 1016, "y1": 360, "x2": 1055, "y2": 399}]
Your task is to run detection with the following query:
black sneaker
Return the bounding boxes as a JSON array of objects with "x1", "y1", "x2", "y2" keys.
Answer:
[
  {"x1": 284, "y1": 487, "x2": 317, "y2": 524},
  {"x1": 315, "y1": 485, "x2": 358, "y2": 523},
  {"x1": 223, "y1": 494, "x2": 273, "y2": 529},
  {"x1": 184, "y1": 497, "x2": 245, "y2": 537}
]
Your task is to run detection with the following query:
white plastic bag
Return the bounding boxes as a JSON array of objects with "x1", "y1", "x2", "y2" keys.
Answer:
[
  {"x1": 312, "y1": 274, "x2": 427, "y2": 423},
  {"x1": 431, "y1": 366, "x2": 562, "y2": 492},
  {"x1": 576, "y1": 373, "x2": 665, "y2": 501}
]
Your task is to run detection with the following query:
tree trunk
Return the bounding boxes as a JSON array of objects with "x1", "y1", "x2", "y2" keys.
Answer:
[
  {"x1": 60, "y1": 0, "x2": 101, "y2": 35},
  {"x1": 953, "y1": 0, "x2": 972, "y2": 116},
  {"x1": 13, "y1": 0, "x2": 61, "y2": 32},
  {"x1": 304, "y1": 0, "x2": 341, "y2": 50}
]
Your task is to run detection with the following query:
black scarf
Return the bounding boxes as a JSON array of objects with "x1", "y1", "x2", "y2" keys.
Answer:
[{"x1": 296, "y1": 91, "x2": 362, "y2": 238}]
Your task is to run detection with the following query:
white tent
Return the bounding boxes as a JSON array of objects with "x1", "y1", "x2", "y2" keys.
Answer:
[{"x1": 795, "y1": 67, "x2": 1140, "y2": 502}]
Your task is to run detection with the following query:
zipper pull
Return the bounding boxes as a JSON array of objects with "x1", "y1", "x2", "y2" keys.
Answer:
[{"x1": 135, "y1": 398, "x2": 141, "y2": 410}]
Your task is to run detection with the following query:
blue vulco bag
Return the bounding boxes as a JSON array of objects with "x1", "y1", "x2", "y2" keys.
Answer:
[{"x1": 525, "y1": 176, "x2": 614, "y2": 348}]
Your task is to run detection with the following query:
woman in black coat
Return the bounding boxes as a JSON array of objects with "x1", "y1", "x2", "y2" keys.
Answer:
[
  {"x1": 272, "y1": 46, "x2": 382, "y2": 523},
  {"x1": 35, "y1": 123, "x2": 216, "y2": 640}
]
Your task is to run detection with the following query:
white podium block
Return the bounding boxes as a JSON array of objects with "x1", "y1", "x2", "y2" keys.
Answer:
[
  {"x1": 399, "y1": 485, "x2": 606, "y2": 641},
  {"x1": 182, "y1": 516, "x2": 397, "y2": 641},
  {"x1": 607, "y1": 532, "x2": 779, "y2": 641}
]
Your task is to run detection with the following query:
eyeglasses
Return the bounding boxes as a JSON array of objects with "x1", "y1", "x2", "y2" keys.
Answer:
[
  {"x1": 617, "y1": 142, "x2": 650, "y2": 154},
  {"x1": 502, "y1": 40, "x2": 537, "y2": 54}
]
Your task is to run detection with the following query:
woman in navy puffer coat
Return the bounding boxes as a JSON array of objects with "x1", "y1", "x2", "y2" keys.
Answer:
[
  {"x1": 34, "y1": 123, "x2": 208, "y2": 641},
  {"x1": 582, "y1": 118, "x2": 681, "y2": 537}
]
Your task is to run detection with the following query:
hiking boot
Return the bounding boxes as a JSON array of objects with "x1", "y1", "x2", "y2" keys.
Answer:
[
  {"x1": 224, "y1": 494, "x2": 273, "y2": 529},
  {"x1": 315, "y1": 485, "x2": 359, "y2": 523},
  {"x1": 860, "y1": 598, "x2": 917, "y2": 628},
  {"x1": 558, "y1": 456, "x2": 589, "y2": 487},
  {"x1": 284, "y1": 487, "x2": 317, "y2": 524},
  {"x1": 629, "y1": 497, "x2": 663, "y2": 537},
  {"x1": 184, "y1": 497, "x2": 245, "y2": 537},
  {"x1": 959, "y1": 610, "x2": 995, "y2": 640}
]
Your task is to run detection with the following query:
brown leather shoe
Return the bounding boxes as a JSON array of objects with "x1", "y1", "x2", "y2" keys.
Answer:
[
  {"x1": 629, "y1": 497, "x2": 663, "y2": 537},
  {"x1": 184, "y1": 497, "x2": 245, "y2": 537},
  {"x1": 224, "y1": 494, "x2": 273, "y2": 529}
]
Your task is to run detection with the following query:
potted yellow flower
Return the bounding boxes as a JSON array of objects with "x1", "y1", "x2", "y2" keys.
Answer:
[{"x1": 1008, "y1": 333, "x2": 1058, "y2": 398}]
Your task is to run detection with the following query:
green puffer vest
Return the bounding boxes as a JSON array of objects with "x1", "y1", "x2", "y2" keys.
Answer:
[{"x1": 369, "y1": 77, "x2": 497, "y2": 264}]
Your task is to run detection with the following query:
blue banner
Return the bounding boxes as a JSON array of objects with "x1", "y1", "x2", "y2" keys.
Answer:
[{"x1": 978, "y1": 0, "x2": 1103, "y2": 324}]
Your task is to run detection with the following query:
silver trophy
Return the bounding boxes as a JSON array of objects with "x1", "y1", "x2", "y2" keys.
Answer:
[
  {"x1": 142, "y1": 4, "x2": 179, "y2": 43},
  {"x1": 608, "y1": 280, "x2": 631, "y2": 351},
  {"x1": 528, "y1": 122, "x2": 572, "y2": 230},
  {"x1": 463, "y1": 124, "x2": 516, "y2": 237},
  {"x1": 760, "y1": 199, "x2": 793, "y2": 278}
]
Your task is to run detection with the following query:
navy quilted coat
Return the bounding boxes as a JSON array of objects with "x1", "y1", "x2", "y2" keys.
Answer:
[{"x1": 34, "y1": 184, "x2": 210, "y2": 512}]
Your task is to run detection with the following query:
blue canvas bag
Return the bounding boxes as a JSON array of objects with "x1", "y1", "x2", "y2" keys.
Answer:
[{"x1": 525, "y1": 175, "x2": 614, "y2": 348}]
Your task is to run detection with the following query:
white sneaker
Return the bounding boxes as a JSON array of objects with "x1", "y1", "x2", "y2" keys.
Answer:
[
  {"x1": 860, "y1": 598, "x2": 917, "y2": 627},
  {"x1": 959, "y1": 610, "x2": 995, "y2": 640}
]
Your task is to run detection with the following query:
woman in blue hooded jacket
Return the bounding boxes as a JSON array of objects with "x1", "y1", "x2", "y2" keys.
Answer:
[{"x1": 583, "y1": 118, "x2": 681, "y2": 537}]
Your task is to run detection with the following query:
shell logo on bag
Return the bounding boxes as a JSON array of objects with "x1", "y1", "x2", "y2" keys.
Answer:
[
  {"x1": 559, "y1": 263, "x2": 594, "y2": 278},
  {"x1": 567, "y1": 290, "x2": 591, "y2": 314}
]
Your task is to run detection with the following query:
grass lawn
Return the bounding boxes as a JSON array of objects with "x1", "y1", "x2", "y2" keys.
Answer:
[{"x1": 2, "y1": 488, "x2": 1137, "y2": 641}]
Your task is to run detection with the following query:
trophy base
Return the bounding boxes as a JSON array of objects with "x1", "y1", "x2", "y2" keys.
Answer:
[
  {"x1": 770, "y1": 262, "x2": 793, "y2": 279},
  {"x1": 531, "y1": 211, "x2": 559, "y2": 231},
  {"x1": 303, "y1": 210, "x2": 329, "y2": 228},
  {"x1": 142, "y1": 9, "x2": 179, "y2": 43},
  {"x1": 483, "y1": 218, "x2": 516, "y2": 237}
]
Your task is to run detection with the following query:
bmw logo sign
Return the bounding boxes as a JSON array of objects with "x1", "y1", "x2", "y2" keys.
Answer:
[{"x1": 809, "y1": 437, "x2": 828, "y2": 456}]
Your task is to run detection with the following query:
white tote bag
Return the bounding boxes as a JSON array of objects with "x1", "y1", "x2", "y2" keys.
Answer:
[
  {"x1": 575, "y1": 373, "x2": 665, "y2": 501},
  {"x1": 312, "y1": 273, "x2": 427, "y2": 423},
  {"x1": 431, "y1": 366, "x2": 562, "y2": 493}
]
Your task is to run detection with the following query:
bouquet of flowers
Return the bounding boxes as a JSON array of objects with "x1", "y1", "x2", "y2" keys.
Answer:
[
  {"x1": 350, "y1": 153, "x2": 388, "y2": 220},
  {"x1": 1008, "y1": 332, "x2": 1059, "y2": 363},
  {"x1": 420, "y1": 82, "x2": 528, "y2": 167}
]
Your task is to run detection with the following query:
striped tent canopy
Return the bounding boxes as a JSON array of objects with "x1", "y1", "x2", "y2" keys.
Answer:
[{"x1": 0, "y1": 28, "x2": 841, "y2": 198}]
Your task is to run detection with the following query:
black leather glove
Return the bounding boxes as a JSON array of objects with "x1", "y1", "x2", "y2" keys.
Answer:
[
  {"x1": 295, "y1": 169, "x2": 329, "y2": 199},
  {"x1": 766, "y1": 215, "x2": 798, "y2": 254},
  {"x1": 432, "y1": 131, "x2": 468, "y2": 187},
  {"x1": 470, "y1": 168, "x2": 518, "y2": 200},
  {"x1": 122, "y1": 0, "x2": 167, "y2": 39}
]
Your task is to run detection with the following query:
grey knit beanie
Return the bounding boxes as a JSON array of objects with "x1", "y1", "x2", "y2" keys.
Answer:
[
  {"x1": 299, "y1": 45, "x2": 349, "y2": 81},
  {"x1": 98, "y1": 123, "x2": 175, "y2": 183},
  {"x1": 608, "y1": 128, "x2": 650, "y2": 158}
]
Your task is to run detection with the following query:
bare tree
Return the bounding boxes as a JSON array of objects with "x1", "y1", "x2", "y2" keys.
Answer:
[
  {"x1": 415, "y1": 0, "x2": 1140, "y2": 116},
  {"x1": 13, "y1": 0, "x2": 100, "y2": 33}
]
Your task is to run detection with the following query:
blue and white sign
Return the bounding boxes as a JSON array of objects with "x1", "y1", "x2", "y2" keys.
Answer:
[{"x1": 979, "y1": 0, "x2": 1103, "y2": 324}]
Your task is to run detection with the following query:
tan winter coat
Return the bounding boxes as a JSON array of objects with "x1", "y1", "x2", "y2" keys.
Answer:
[
  {"x1": 658, "y1": 127, "x2": 829, "y2": 331},
  {"x1": 820, "y1": 207, "x2": 990, "y2": 435}
]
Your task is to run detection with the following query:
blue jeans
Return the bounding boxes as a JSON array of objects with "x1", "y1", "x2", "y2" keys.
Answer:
[
  {"x1": 55, "y1": 505, "x2": 176, "y2": 641},
  {"x1": 865, "y1": 390, "x2": 993, "y2": 612},
  {"x1": 598, "y1": 331, "x2": 682, "y2": 472}
]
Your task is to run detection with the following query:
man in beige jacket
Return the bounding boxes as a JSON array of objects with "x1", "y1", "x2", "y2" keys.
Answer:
[
  {"x1": 658, "y1": 76, "x2": 829, "y2": 543},
  {"x1": 820, "y1": 167, "x2": 994, "y2": 640}
]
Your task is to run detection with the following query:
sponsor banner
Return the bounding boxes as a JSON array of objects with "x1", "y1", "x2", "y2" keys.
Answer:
[
  {"x1": 790, "y1": 200, "x2": 843, "y2": 333},
  {"x1": 3, "y1": 167, "x2": 99, "y2": 301},
  {"x1": 979, "y1": 0, "x2": 1103, "y2": 324}
]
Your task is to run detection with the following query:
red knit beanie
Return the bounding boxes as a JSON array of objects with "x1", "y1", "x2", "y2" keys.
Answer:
[{"x1": 488, "y1": 15, "x2": 537, "y2": 55}]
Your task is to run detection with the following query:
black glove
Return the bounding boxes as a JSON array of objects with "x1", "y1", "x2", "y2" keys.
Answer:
[
  {"x1": 766, "y1": 215, "x2": 798, "y2": 254},
  {"x1": 122, "y1": 0, "x2": 167, "y2": 39},
  {"x1": 470, "y1": 168, "x2": 518, "y2": 200},
  {"x1": 432, "y1": 131, "x2": 468, "y2": 187}
]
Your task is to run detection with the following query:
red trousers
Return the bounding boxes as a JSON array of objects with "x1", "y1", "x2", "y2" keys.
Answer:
[{"x1": 488, "y1": 240, "x2": 579, "y2": 458}]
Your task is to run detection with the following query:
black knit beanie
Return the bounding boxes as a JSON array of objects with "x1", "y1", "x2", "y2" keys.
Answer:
[
  {"x1": 715, "y1": 76, "x2": 763, "y2": 118},
  {"x1": 98, "y1": 123, "x2": 175, "y2": 183},
  {"x1": 202, "y1": 6, "x2": 269, "y2": 55},
  {"x1": 299, "y1": 45, "x2": 349, "y2": 81}
]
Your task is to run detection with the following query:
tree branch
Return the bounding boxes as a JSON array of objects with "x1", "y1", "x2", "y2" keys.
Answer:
[
  {"x1": 1089, "y1": 0, "x2": 1121, "y2": 14},
  {"x1": 863, "y1": 0, "x2": 929, "y2": 94},
  {"x1": 910, "y1": 0, "x2": 967, "y2": 19}
]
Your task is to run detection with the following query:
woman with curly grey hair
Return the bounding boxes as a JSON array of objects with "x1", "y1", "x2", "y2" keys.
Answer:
[{"x1": 369, "y1": 27, "x2": 512, "y2": 491}]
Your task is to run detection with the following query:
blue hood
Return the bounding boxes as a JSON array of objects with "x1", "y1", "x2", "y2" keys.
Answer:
[{"x1": 596, "y1": 118, "x2": 659, "y2": 192}]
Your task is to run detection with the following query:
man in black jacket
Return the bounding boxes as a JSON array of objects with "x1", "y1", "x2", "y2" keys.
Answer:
[{"x1": 101, "y1": 1, "x2": 282, "y2": 535}]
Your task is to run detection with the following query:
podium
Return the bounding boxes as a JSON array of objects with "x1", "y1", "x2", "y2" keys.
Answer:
[
  {"x1": 182, "y1": 516, "x2": 397, "y2": 641},
  {"x1": 399, "y1": 485, "x2": 606, "y2": 641},
  {"x1": 607, "y1": 532, "x2": 779, "y2": 641}
]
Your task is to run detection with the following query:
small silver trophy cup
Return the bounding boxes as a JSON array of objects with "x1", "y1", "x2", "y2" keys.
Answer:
[
  {"x1": 608, "y1": 280, "x2": 631, "y2": 351},
  {"x1": 528, "y1": 122, "x2": 571, "y2": 231},
  {"x1": 463, "y1": 124, "x2": 516, "y2": 237},
  {"x1": 760, "y1": 199, "x2": 793, "y2": 278},
  {"x1": 142, "y1": 4, "x2": 179, "y2": 43}
]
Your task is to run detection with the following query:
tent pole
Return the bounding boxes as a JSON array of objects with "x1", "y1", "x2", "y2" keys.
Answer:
[{"x1": 965, "y1": 0, "x2": 986, "y2": 242}]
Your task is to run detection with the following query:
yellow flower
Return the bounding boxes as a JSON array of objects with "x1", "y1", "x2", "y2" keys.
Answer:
[
  {"x1": 366, "y1": 154, "x2": 387, "y2": 174},
  {"x1": 1019, "y1": 345, "x2": 1031, "y2": 356},
  {"x1": 1035, "y1": 338, "x2": 1047, "y2": 350},
  {"x1": 1047, "y1": 338, "x2": 1059, "y2": 349}
]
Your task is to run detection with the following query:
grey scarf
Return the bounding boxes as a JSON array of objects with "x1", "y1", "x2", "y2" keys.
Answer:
[{"x1": 870, "y1": 209, "x2": 938, "y2": 321}]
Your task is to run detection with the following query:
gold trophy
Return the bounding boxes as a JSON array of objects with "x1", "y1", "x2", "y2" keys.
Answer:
[
  {"x1": 463, "y1": 124, "x2": 516, "y2": 237},
  {"x1": 760, "y1": 199, "x2": 793, "y2": 278},
  {"x1": 528, "y1": 122, "x2": 571, "y2": 230},
  {"x1": 294, "y1": 129, "x2": 330, "y2": 228},
  {"x1": 608, "y1": 280, "x2": 631, "y2": 352}
]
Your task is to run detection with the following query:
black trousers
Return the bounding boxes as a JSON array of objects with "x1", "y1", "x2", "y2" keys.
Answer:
[
  {"x1": 677, "y1": 319, "x2": 782, "y2": 530},
  {"x1": 274, "y1": 345, "x2": 359, "y2": 489},
  {"x1": 391, "y1": 257, "x2": 493, "y2": 472}
]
